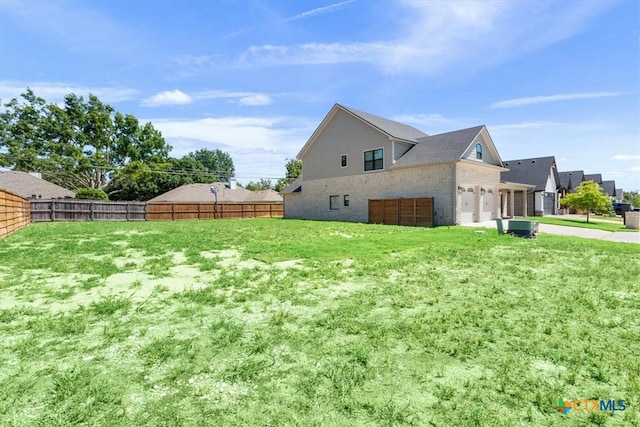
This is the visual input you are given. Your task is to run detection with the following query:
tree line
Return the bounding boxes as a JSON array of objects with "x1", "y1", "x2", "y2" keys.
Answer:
[{"x1": 0, "y1": 89, "x2": 300, "y2": 200}]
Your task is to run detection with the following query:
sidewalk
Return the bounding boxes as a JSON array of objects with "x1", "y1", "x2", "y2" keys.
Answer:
[{"x1": 462, "y1": 220, "x2": 640, "y2": 244}]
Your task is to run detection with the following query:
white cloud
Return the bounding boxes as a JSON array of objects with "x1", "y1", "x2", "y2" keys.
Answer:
[
  {"x1": 238, "y1": 94, "x2": 272, "y2": 106},
  {"x1": 230, "y1": 1, "x2": 610, "y2": 76},
  {"x1": 493, "y1": 121, "x2": 563, "y2": 129},
  {"x1": 0, "y1": 80, "x2": 138, "y2": 103},
  {"x1": 141, "y1": 90, "x2": 192, "y2": 107},
  {"x1": 490, "y1": 92, "x2": 625, "y2": 109},
  {"x1": 611, "y1": 154, "x2": 640, "y2": 161},
  {"x1": 149, "y1": 115, "x2": 314, "y2": 179},
  {"x1": 629, "y1": 166, "x2": 640, "y2": 172},
  {"x1": 194, "y1": 90, "x2": 273, "y2": 106}
]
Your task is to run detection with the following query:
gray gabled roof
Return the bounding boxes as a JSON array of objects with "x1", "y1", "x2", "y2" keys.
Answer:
[
  {"x1": 558, "y1": 171, "x2": 572, "y2": 190},
  {"x1": 558, "y1": 170, "x2": 584, "y2": 192},
  {"x1": 584, "y1": 173, "x2": 602, "y2": 184},
  {"x1": 0, "y1": 171, "x2": 75, "y2": 199},
  {"x1": 601, "y1": 180, "x2": 616, "y2": 196},
  {"x1": 391, "y1": 125, "x2": 486, "y2": 168},
  {"x1": 340, "y1": 104, "x2": 428, "y2": 143},
  {"x1": 148, "y1": 183, "x2": 282, "y2": 203},
  {"x1": 501, "y1": 156, "x2": 558, "y2": 192}
]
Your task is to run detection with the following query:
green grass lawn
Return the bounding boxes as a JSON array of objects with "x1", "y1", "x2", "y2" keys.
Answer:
[
  {"x1": 526, "y1": 216, "x2": 634, "y2": 232},
  {"x1": 1, "y1": 219, "x2": 639, "y2": 426}
]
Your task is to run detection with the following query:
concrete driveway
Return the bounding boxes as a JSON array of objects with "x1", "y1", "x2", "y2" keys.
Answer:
[{"x1": 463, "y1": 220, "x2": 640, "y2": 244}]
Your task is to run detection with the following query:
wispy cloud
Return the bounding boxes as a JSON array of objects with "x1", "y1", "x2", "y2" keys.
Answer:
[
  {"x1": 611, "y1": 154, "x2": 640, "y2": 161},
  {"x1": 215, "y1": 0, "x2": 356, "y2": 41},
  {"x1": 493, "y1": 121, "x2": 563, "y2": 129},
  {"x1": 195, "y1": 90, "x2": 273, "y2": 106},
  {"x1": 141, "y1": 90, "x2": 192, "y2": 107},
  {"x1": 490, "y1": 92, "x2": 626, "y2": 109},
  {"x1": 230, "y1": 1, "x2": 610, "y2": 75},
  {"x1": 0, "y1": 80, "x2": 138, "y2": 103}
]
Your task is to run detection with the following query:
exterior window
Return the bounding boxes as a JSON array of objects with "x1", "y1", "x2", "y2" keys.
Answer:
[
  {"x1": 330, "y1": 195, "x2": 339, "y2": 210},
  {"x1": 341, "y1": 154, "x2": 347, "y2": 167},
  {"x1": 476, "y1": 143, "x2": 483, "y2": 160},
  {"x1": 343, "y1": 195, "x2": 349, "y2": 207},
  {"x1": 364, "y1": 148, "x2": 383, "y2": 171}
]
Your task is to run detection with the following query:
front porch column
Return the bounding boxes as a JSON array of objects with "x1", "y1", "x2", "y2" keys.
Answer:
[
  {"x1": 522, "y1": 191, "x2": 528, "y2": 218},
  {"x1": 510, "y1": 189, "x2": 515, "y2": 218}
]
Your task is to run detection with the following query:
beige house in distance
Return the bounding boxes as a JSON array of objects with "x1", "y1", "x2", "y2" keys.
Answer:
[{"x1": 283, "y1": 104, "x2": 533, "y2": 225}]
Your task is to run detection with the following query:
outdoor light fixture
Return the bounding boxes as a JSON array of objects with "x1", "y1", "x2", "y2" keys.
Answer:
[
  {"x1": 457, "y1": 186, "x2": 465, "y2": 193},
  {"x1": 481, "y1": 188, "x2": 486, "y2": 195}
]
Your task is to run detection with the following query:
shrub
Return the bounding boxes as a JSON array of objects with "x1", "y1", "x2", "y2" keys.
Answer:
[{"x1": 75, "y1": 188, "x2": 109, "y2": 201}]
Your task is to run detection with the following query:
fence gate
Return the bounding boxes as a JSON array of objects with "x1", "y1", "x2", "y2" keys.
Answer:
[{"x1": 368, "y1": 198, "x2": 433, "y2": 227}]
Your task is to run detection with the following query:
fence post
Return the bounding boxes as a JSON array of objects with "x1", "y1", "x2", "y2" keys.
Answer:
[
  {"x1": 144, "y1": 203, "x2": 148, "y2": 221},
  {"x1": 90, "y1": 202, "x2": 95, "y2": 221},
  {"x1": 172, "y1": 203, "x2": 175, "y2": 221},
  {"x1": 125, "y1": 203, "x2": 130, "y2": 221},
  {"x1": 197, "y1": 203, "x2": 201, "y2": 220},
  {"x1": 51, "y1": 201, "x2": 56, "y2": 222}
]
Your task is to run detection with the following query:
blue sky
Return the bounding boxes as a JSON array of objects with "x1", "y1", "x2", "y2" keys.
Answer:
[{"x1": 1, "y1": 0, "x2": 639, "y2": 190}]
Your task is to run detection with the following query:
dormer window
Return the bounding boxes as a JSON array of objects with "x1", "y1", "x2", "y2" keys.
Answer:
[{"x1": 476, "y1": 143, "x2": 483, "y2": 160}]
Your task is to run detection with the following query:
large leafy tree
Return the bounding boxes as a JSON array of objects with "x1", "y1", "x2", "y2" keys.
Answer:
[
  {"x1": 560, "y1": 180, "x2": 612, "y2": 222},
  {"x1": 107, "y1": 153, "x2": 237, "y2": 201},
  {"x1": 623, "y1": 191, "x2": 640, "y2": 207},
  {"x1": 185, "y1": 149, "x2": 235, "y2": 182},
  {"x1": 245, "y1": 178, "x2": 273, "y2": 191},
  {"x1": 0, "y1": 89, "x2": 171, "y2": 190},
  {"x1": 274, "y1": 158, "x2": 302, "y2": 192}
]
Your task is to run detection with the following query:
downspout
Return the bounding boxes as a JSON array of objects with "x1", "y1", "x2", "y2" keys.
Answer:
[{"x1": 451, "y1": 162, "x2": 456, "y2": 226}]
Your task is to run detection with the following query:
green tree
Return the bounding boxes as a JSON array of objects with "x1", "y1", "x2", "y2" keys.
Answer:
[
  {"x1": 623, "y1": 191, "x2": 640, "y2": 207},
  {"x1": 245, "y1": 179, "x2": 273, "y2": 191},
  {"x1": 274, "y1": 158, "x2": 302, "y2": 192},
  {"x1": 560, "y1": 180, "x2": 612, "y2": 222},
  {"x1": 0, "y1": 89, "x2": 171, "y2": 190},
  {"x1": 185, "y1": 149, "x2": 235, "y2": 182}
]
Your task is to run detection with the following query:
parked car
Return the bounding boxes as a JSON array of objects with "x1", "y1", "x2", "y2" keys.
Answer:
[{"x1": 613, "y1": 202, "x2": 633, "y2": 215}]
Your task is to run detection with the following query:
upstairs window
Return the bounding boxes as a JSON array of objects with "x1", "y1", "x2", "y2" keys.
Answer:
[
  {"x1": 476, "y1": 143, "x2": 483, "y2": 160},
  {"x1": 364, "y1": 148, "x2": 383, "y2": 171},
  {"x1": 341, "y1": 154, "x2": 347, "y2": 167}
]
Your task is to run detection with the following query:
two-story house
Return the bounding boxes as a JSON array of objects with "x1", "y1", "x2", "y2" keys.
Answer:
[{"x1": 283, "y1": 104, "x2": 530, "y2": 225}]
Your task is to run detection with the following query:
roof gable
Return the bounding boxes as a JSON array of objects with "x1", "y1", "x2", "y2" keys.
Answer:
[
  {"x1": 501, "y1": 156, "x2": 559, "y2": 191},
  {"x1": 297, "y1": 104, "x2": 427, "y2": 159},
  {"x1": 392, "y1": 125, "x2": 500, "y2": 168},
  {"x1": 584, "y1": 173, "x2": 602, "y2": 184},
  {"x1": 558, "y1": 170, "x2": 584, "y2": 192}
]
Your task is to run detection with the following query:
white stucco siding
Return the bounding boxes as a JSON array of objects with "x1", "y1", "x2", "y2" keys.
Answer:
[
  {"x1": 302, "y1": 109, "x2": 393, "y2": 181},
  {"x1": 283, "y1": 164, "x2": 455, "y2": 225}
]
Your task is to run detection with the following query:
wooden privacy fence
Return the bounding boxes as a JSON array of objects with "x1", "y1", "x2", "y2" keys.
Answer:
[
  {"x1": 369, "y1": 197, "x2": 434, "y2": 227},
  {"x1": 146, "y1": 202, "x2": 283, "y2": 221},
  {"x1": 1, "y1": 189, "x2": 31, "y2": 238},
  {"x1": 30, "y1": 200, "x2": 146, "y2": 222}
]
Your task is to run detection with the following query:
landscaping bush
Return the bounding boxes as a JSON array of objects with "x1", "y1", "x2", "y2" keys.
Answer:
[{"x1": 75, "y1": 188, "x2": 109, "y2": 200}]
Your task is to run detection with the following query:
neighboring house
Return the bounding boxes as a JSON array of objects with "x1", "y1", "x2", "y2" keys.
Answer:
[
  {"x1": 282, "y1": 103, "x2": 531, "y2": 225},
  {"x1": 584, "y1": 173, "x2": 602, "y2": 185},
  {"x1": 601, "y1": 180, "x2": 616, "y2": 199},
  {"x1": 558, "y1": 170, "x2": 585, "y2": 194},
  {"x1": 500, "y1": 156, "x2": 560, "y2": 216},
  {"x1": 148, "y1": 179, "x2": 283, "y2": 203},
  {"x1": 615, "y1": 188, "x2": 624, "y2": 202},
  {"x1": 0, "y1": 170, "x2": 75, "y2": 199}
]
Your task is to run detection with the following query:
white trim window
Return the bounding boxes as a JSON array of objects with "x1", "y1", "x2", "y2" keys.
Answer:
[
  {"x1": 343, "y1": 195, "x2": 349, "y2": 207},
  {"x1": 341, "y1": 154, "x2": 348, "y2": 167},
  {"x1": 364, "y1": 148, "x2": 383, "y2": 171}
]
